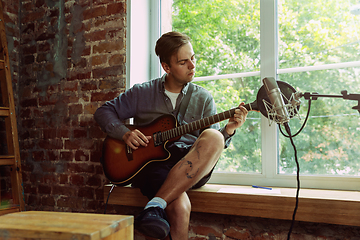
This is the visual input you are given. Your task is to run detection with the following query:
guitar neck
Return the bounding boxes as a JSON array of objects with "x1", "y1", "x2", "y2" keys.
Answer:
[{"x1": 162, "y1": 107, "x2": 238, "y2": 141}]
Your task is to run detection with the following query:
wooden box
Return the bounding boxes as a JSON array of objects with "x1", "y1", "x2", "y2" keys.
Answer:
[{"x1": 0, "y1": 211, "x2": 133, "y2": 240}]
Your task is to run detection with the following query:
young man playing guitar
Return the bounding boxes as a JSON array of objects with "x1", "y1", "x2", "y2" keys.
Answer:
[{"x1": 94, "y1": 32, "x2": 248, "y2": 240}]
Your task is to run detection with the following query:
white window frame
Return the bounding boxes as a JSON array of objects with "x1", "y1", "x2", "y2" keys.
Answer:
[{"x1": 127, "y1": 0, "x2": 360, "y2": 191}]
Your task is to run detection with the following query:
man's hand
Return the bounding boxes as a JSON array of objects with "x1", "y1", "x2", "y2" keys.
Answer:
[
  {"x1": 225, "y1": 102, "x2": 249, "y2": 136},
  {"x1": 122, "y1": 129, "x2": 151, "y2": 150}
]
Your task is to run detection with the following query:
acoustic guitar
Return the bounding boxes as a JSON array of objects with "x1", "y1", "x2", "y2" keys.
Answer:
[{"x1": 101, "y1": 101, "x2": 258, "y2": 186}]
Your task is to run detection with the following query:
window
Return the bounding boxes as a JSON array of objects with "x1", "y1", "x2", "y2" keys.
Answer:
[{"x1": 129, "y1": 0, "x2": 360, "y2": 190}]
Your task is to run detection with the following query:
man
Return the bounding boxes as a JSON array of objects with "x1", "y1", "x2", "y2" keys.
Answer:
[{"x1": 94, "y1": 32, "x2": 248, "y2": 240}]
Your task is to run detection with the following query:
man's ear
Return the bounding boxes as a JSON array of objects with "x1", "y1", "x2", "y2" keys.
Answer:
[{"x1": 161, "y1": 62, "x2": 171, "y2": 74}]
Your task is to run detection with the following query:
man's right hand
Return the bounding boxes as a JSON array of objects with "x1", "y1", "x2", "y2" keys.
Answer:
[{"x1": 122, "y1": 129, "x2": 151, "y2": 150}]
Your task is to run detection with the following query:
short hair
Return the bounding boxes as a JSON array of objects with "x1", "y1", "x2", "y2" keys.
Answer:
[{"x1": 155, "y1": 31, "x2": 191, "y2": 66}]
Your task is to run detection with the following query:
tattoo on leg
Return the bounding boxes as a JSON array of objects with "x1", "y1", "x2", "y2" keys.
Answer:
[
  {"x1": 178, "y1": 158, "x2": 199, "y2": 179},
  {"x1": 190, "y1": 141, "x2": 202, "y2": 160}
]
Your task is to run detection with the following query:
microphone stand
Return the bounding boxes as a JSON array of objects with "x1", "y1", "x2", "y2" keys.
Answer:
[{"x1": 302, "y1": 90, "x2": 360, "y2": 113}]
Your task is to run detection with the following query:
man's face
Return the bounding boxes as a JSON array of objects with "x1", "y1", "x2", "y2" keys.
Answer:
[{"x1": 164, "y1": 42, "x2": 196, "y2": 85}]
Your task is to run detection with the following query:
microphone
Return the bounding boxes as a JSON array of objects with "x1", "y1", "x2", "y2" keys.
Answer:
[{"x1": 262, "y1": 77, "x2": 292, "y2": 134}]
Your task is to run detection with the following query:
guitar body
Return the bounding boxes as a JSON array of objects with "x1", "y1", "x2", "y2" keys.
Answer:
[
  {"x1": 101, "y1": 100, "x2": 259, "y2": 186},
  {"x1": 101, "y1": 114, "x2": 180, "y2": 186}
]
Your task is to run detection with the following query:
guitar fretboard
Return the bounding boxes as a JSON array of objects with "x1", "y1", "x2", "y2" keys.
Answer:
[{"x1": 161, "y1": 108, "x2": 238, "y2": 141}]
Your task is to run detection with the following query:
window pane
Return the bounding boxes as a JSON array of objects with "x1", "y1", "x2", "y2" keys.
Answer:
[
  {"x1": 171, "y1": 0, "x2": 260, "y2": 77},
  {"x1": 278, "y1": 68, "x2": 360, "y2": 175},
  {"x1": 279, "y1": 0, "x2": 360, "y2": 68},
  {"x1": 278, "y1": 0, "x2": 360, "y2": 176},
  {"x1": 170, "y1": 0, "x2": 262, "y2": 173},
  {"x1": 195, "y1": 78, "x2": 262, "y2": 173}
]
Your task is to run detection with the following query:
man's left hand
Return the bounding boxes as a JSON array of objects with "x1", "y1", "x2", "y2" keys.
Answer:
[{"x1": 225, "y1": 102, "x2": 248, "y2": 135}]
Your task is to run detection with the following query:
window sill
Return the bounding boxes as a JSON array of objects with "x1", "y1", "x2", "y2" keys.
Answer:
[{"x1": 104, "y1": 184, "x2": 360, "y2": 227}]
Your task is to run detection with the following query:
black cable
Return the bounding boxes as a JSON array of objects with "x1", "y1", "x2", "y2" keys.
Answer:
[
  {"x1": 285, "y1": 128, "x2": 300, "y2": 240},
  {"x1": 280, "y1": 99, "x2": 312, "y2": 138},
  {"x1": 104, "y1": 184, "x2": 115, "y2": 214}
]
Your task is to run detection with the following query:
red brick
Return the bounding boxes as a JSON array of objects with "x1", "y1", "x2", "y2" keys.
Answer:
[
  {"x1": 36, "y1": 32, "x2": 56, "y2": 41},
  {"x1": 22, "y1": 119, "x2": 35, "y2": 128},
  {"x1": 27, "y1": 195, "x2": 40, "y2": 206},
  {"x1": 60, "y1": 151, "x2": 74, "y2": 161},
  {"x1": 73, "y1": 129, "x2": 87, "y2": 138},
  {"x1": 43, "y1": 128, "x2": 57, "y2": 139},
  {"x1": 91, "y1": 91, "x2": 117, "y2": 102},
  {"x1": 23, "y1": 182, "x2": 37, "y2": 194},
  {"x1": 84, "y1": 103, "x2": 99, "y2": 115},
  {"x1": 83, "y1": 6, "x2": 106, "y2": 20},
  {"x1": 224, "y1": 227, "x2": 251, "y2": 240},
  {"x1": 58, "y1": 129, "x2": 70, "y2": 138},
  {"x1": 191, "y1": 225, "x2": 223, "y2": 238},
  {"x1": 21, "y1": 10, "x2": 46, "y2": 23},
  {"x1": 81, "y1": 81, "x2": 98, "y2": 91},
  {"x1": 69, "y1": 104, "x2": 83, "y2": 115},
  {"x1": 73, "y1": 58, "x2": 87, "y2": 68},
  {"x1": 42, "y1": 173, "x2": 57, "y2": 184},
  {"x1": 93, "y1": 41, "x2": 123, "y2": 54},
  {"x1": 39, "y1": 95, "x2": 58, "y2": 106},
  {"x1": 93, "y1": 65, "x2": 124, "y2": 79},
  {"x1": 46, "y1": 150, "x2": 58, "y2": 161},
  {"x1": 20, "y1": 108, "x2": 31, "y2": 118},
  {"x1": 99, "y1": 79, "x2": 123, "y2": 89},
  {"x1": 65, "y1": 138, "x2": 94, "y2": 150},
  {"x1": 89, "y1": 126, "x2": 105, "y2": 138},
  {"x1": 41, "y1": 195, "x2": 55, "y2": 206},
  {"x1": 63, "y1": 81, "x2": 78, "y2": 91},
  {"x1": 40, "y1": 162, "x2": 58, "y2": 172},
  {"x1": 85, "y1": 30, "x2": 106, "y2": 42},
  {"x1": 107, "y1": 2, "x2": 125, "y2": 15},
  {"x1": 91, "y1": 149, "x2": 103, "y2": 164},
  {"x1": 56, "y1": 196, "x2": 83, "y2": 209},
  {"x1": 38, "y1": 42, "x2": 51, "y2": 52},
  {"x1": 70, "y1": 174, "x2": 85, "y2": 185},
  {"x1": 109, "y1": 54, "x2": 124, "y2": 66},
  {"x1": 38, "y1": 184, "x2": 51, "y2": 194},
  {"x1": 38, "y1": 139, "x2": 63, "y2": 149},
  {"x1": 68, "y1": 71, "x2": 91, "y2": 81},
  {"x1": 67, "y1": 162, "x2": 95, "y2": 174},
  {"x1": 32, "y1": 151, "x2": 45, "y2": 161},
  {"x1": 92, "y1": 55, "x2": 107, "y2": 66},
  {"x1": 86, "y1": 175, "x2": 102, "y2": 186},
  {"x1": 78, "y1": 186, "x2": 94, "y2": 199},
  {"x1": 52, "y1": 185, "x2": 77, "y2": 196},
  {"x1": 22, "y1": 45, "x2": 36, "y2": 55},
  {"x1": 75, "y1": 150, "x2": 89, "y2": 161},
  {"x1": 79, "y1": 116, "x2": 96, "y2": 127},
  {"x1": 59, "y1": 174, "x2": 68, "y2": 184},
  {"x1": 35, "y1": 0, "x2": 45, "y2": 8}
]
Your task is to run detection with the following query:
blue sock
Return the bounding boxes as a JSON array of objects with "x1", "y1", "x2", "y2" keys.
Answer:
[{"x1": 144, "y1": 197, "x2": 167, "y2": 210}]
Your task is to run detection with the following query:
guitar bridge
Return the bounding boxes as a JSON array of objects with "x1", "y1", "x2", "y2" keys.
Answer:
[
  {"x1": 153, "y1": 131, "x2": 163, "y2": 147},
  {"x1": 126, "y1": 145, "x2": 133, "y2": 161}
]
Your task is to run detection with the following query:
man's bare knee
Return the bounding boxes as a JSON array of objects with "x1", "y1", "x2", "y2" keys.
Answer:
[{"x1": 199, "y1": 128, "x2": 225, "y2": 150}]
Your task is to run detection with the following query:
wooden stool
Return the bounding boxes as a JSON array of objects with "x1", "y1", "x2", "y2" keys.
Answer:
[{"x1": 0, "y1": 211, "x2": 133, "y2": 240}]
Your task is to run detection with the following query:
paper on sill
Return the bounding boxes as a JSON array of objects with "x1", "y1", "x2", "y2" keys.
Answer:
[{"x1": 217, "y1": 187, "x2": 281, "y2": 195}]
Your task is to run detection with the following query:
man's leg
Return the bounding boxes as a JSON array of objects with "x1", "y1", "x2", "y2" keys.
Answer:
[
  {"x1": 156, "y1": 128, "x2": 225, "y2": 204},
  {"x1": 164, "y1": 192, "x2": 191, "y2": 240},
  {"x1": 135, "y1": 128, "x2": 224, "y2": 239}
]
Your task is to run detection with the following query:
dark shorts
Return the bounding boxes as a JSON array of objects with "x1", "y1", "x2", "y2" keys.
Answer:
[{"x1": 131, "y1": 144, "x2": 214, "y2": 199}]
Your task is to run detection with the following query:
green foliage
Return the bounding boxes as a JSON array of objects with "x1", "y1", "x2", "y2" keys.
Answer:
[{"x1": 172, "y1": 0, "x2": 360, "y2": 175}]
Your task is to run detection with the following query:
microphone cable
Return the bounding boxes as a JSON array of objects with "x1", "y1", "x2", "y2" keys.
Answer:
[
  {"x1": 280, "y1": 99, "x2": 312, "y2": 138},
  {"x1": 284, "y1": 128, "x2": 300, "y2": 240},
  {"x1": 104, "y1": 184, "x2": 116, "y2": 214}
]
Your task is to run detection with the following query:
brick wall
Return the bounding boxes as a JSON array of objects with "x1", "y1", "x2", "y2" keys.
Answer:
[
  {"x1": 17, "y1": 0, "x2": 126, "y2": 212},
  {"x1": 3, "y1": 0, "x2": 360, "y2": 239}
]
